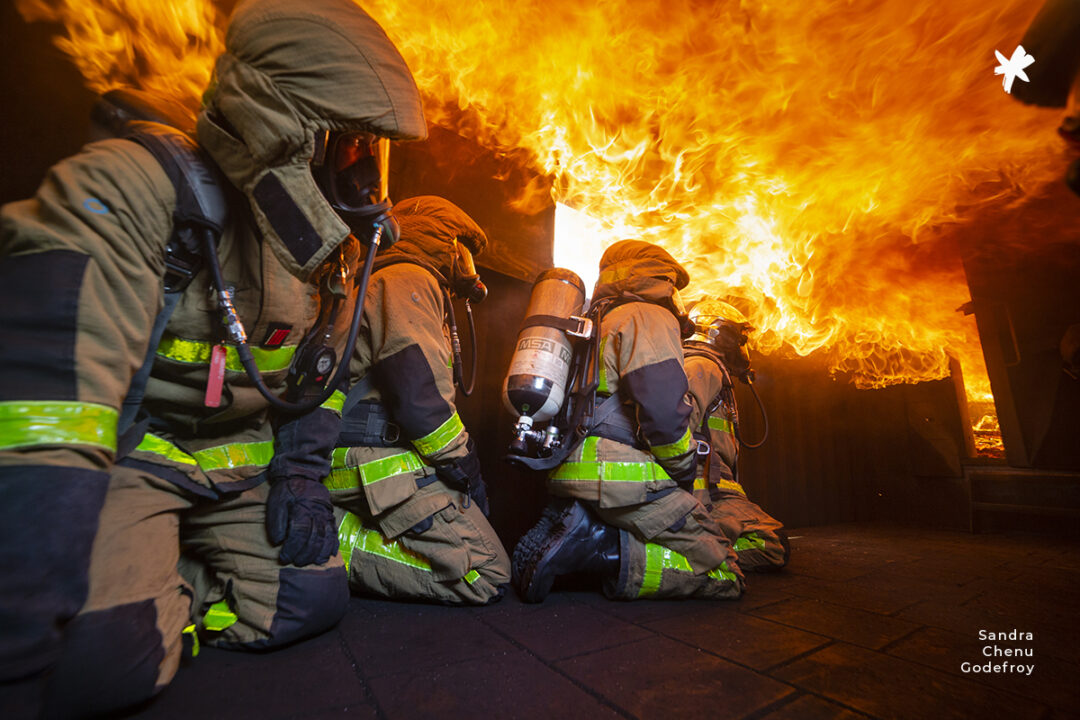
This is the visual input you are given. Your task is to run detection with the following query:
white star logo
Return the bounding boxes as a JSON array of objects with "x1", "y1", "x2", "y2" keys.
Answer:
[{"x1": 994, "y1": 45, "x2": 1035, "y2": 95}]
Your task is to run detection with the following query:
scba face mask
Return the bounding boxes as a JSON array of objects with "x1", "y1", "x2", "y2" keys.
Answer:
[
  {"x1": 452, "y1": 239, "x2": 487, "y2": 303},
  {"x1": 311, "y1": 130, "x2": 398, "y2": 245}
]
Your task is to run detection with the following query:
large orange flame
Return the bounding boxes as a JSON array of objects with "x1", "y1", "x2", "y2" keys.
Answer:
[
  {"x1": 15, "y1": 0, "x2": 224, "y2": 124},
  {"x1": 18, "y1": 0, "x2": 1069, "y2": 444}
]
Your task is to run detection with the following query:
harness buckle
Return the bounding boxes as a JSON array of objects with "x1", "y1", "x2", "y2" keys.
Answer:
[
  {"x1": 695, "y1": 439, "x2": 711, "y2": 456},
  {"x1": 381, "y1": 421, "x2": 401, "y2": 445},
  {"x1": 566, "y1": 315, "x2": 594, "y2": 339}
]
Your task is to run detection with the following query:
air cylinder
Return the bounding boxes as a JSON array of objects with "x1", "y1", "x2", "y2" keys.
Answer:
[{"x1": 502, "y1": 268, "x2": 587, "y2": 423}]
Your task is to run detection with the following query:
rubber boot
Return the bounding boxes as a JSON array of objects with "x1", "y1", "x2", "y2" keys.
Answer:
[{"x1": 512, "y1": 500, "x2": 619, "y2": 603}]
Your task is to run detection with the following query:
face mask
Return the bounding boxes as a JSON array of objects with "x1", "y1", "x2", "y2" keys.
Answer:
[
  {"x1": 452, "y1": 240, "x2": 487, "y2": 303},
  {"x1": 311, "y1": 131, "x2": 398, "y2": 245}
]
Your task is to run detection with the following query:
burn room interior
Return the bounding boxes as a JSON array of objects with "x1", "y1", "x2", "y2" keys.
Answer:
[{"x1": 2, "y1": 0, "x2": 1080, "y2": 718}]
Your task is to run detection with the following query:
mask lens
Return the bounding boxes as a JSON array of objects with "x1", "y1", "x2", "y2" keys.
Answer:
[
  {"x1": 456, "y1": 242, "x2": 478, "y2": 278},
  {"x1": 329, "y1": 133, "x2": 380, "y2": 210},
  {"x1": 453, "y1": 241, "x2": 487, "y2": 303},
  {"x1": 333, "y1": 134, "x2": 374, "y2": 171}
]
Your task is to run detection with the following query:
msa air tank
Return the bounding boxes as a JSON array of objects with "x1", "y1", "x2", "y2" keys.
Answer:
[{"x1": 503, "y1": 268, "x2": 588, "y2": 425}]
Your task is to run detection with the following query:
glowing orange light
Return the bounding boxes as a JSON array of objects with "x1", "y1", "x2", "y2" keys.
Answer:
[{"x1": 20, "y1": 0, "x2": 1066, "y2": 457}]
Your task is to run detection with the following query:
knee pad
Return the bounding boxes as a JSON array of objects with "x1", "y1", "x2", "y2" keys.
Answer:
[
  {"x1": 43, "y1": 601, "x2": 164, "y2": 719},
  {"x1": 257, "y1": 565, "x2": 348, "y2": 649}
]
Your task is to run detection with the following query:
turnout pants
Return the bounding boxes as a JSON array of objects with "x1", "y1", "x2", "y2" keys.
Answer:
[
  {"x1": 578, "y1": 490, "x2": 743, "y2": 601},
  {"x1": 334, "y1": 480, "x2": 509, "y2": 605},
  {"x1": 42, "y1": 465, "x2": 347, "y2": 718},
  {"x1": 695, "y1": 482, "x2": 787, "y2": 571}
]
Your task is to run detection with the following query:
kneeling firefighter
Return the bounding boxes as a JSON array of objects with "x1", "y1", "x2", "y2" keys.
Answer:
[
  {"x1": 326, "y1": 196, "x2": 510, "y2": 605},
  {"x1": 0, "y1": 0, "x2": 426, "y2": 715},
  {"x1": 684, "y1": 300, "x2": 789, "y2": 572},
  {"x1": 512, "y1": 240, "x2": 744, "y2": 602}
]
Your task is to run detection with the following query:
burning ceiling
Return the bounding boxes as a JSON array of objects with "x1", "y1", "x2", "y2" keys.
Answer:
[{"x1": 13, "y1": 0, "x2": 1070, "y2": 417}]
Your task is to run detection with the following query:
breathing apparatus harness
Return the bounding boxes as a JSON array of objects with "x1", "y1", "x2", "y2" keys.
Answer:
[
  {"x1": 358, "y1": 246, "x2": 484, "y2": 396},
  {"x1": 683, "y1": 343, "x2": 769, "y2": 451},
  {"x1": 96, "y1": 90, "x2": 394, "y2": 445},
  {"x1": 507, "y1": 294, "x2": 690, "y2": 471}
]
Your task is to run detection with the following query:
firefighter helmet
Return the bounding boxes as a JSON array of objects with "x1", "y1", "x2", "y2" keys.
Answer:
[{"x1": 687, "y1": 299, "x2": 754, "y2": 378}]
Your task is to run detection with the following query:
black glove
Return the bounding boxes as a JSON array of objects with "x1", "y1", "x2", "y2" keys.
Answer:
[
  {"x1": 434, "y1": 438, "x2": 489, "y2": 515},
  {"x1": 266, "y1": 476, "x2": 338, "y2": 567}
]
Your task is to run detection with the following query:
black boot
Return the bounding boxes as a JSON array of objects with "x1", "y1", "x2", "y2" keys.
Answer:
[{"x1": 512, "y1": 500, "x2": 620, "y2": 603}]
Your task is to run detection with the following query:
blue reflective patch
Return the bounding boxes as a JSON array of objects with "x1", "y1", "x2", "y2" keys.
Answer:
[{"x1": 83, "y1": 198, "x2": 109, "y2": 215}]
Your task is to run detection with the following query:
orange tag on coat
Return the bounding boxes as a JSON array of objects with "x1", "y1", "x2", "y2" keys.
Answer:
[{"x1": 205, "y1": 344, "x2": 226, "y2": 408}]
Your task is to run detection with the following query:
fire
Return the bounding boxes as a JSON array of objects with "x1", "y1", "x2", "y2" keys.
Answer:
[
  {"x1": 15, "y1": 0, "x2": 224, "y2": 127},
  {"x1": 18, "y1": 0, "x2": 1068, "y2": 447}
]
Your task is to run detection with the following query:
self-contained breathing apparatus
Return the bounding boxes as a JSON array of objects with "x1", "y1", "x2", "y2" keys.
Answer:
[
  {"x1": 502, "y1": 268, "x2": 671, "y2": 471},
  {"x1": 92, "y1": 88, "x2": 396, "y2": 439},
  {"x1": 684, "y1": 299, "x2": 769, "y2": 450}
]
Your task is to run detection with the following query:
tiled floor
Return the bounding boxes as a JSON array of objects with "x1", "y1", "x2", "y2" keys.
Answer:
[{"x1": 129, "y1": 523, "x2": 1080, "y2": 719}]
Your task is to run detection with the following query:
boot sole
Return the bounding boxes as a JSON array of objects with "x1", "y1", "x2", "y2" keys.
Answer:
[{"x1": 512, "y1": 501, "x2": 578, "y2": 603}]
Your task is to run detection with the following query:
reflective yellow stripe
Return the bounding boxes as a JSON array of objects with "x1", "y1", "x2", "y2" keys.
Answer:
[
  {"x1": 411, "y1": 412, "x2": 464, "y2": 457},
  {"x1": 708, "y1": 562, "x2": 739, "y2": 584},
  {"x1": 320, "y1": 390, "x2": 347, "y2": 416},
  {"x1": 202, "y1": 599, "x2": 237, "y2": 632},
  {"x1": 0, "y1": 401, "x2": 117, "y2": 452},
  {"x1": 325, "y1": 450, "x2": 426, "y2": 490},
  {"x1": 135, "y1": 434, "x2": 197, "y2": 465},
  {"x1": 638, "y1": 543, "x2": 692, "y2": 597},
  {"x1": 638, "y1": 543, "x2": 737, "y2": 597},
  {"x1": 708, "y1": 416, "x2": 734, "y2": 435},
  {"x1": 582, "y1": 435, "x2": 598, "y2": 463},
  {"x1": 693, "y1": 477, "x2": 708, "y2": 490},
  {"x1": 652, "y1": 427, "x2": 692, "y2": 458},
  {"x1": 182, "y1": 624, "x2": 200, "y2": 658},
  {"x1": 338, "y1": 513, "x2": 432, "y2": 572},
  {"x1": 714, "y1": 478, "x2": 746, "y2": 496},
  {"x1": 338, "y1": 513, "x2": 484, "y2": 585},
  {"x1": 550, "y1": 458, "x2": 671, "y2": 484},
  {"x1": 135, "y1": 434, "x2": 273, "y2": 471},
  {"x1": 193, "y1": 441, "x2": 274, "y2": 471},
  {"x1": 156, "y1": 335, "x2": 297, "y2": 373},
  {"x1": 597, "y1": 337, "x2": 609, "y2": 395},
  {"x1": 734, "y1": 532, "x2": 766, "y2": 553},
  {"x1": 338, "y1": 512, "x2": 362, "y2": 569}
]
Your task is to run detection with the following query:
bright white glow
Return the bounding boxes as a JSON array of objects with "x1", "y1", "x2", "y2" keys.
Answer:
[{"x1": 553, "y1": 202, "x2": 610, "y2": 299}]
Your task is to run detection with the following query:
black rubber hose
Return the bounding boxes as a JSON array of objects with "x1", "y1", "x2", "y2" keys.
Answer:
[
  {"x1": 737, "y1": 377, "x2": 769, "y2": 449},
  {"x1": 461, "y1": 299, "x2": 479, "y2": 396},
  {"x1": 203, "y1": 225, "x2": 381, "y2": 414}
]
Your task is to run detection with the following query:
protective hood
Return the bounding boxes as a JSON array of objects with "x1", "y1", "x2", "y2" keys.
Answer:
[
  {"x1": 378, "y1": 196, "x2": 488, "y2": 283},
  {"x1": 196, "y1": 0, "x2": 427, "y2": 281},
  {"x1": 592, "y1": 239, "x2": 690, "y2": 305}
]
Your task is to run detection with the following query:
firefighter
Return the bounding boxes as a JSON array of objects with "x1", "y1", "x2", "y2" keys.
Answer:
[
  {"x1": 513, "y1": 240, "x2": 744, "y2": 602},
  {"x1": 328, "y1": 196, "x2": 510, "y2": 605},
  {"x1": 684, "y1": 299, "x2": 789, "y2": 572},
  {"x1": 0, "y1": 0, "x2": 426, "y2": 715}
]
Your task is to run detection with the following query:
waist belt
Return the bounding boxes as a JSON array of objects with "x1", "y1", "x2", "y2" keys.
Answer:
[
  {"x1": 590, "y1": 395, "x2": 647, "y2": 449},
  {"x1": 339, "y1": 400, "x2": 403, "y2": 448}
]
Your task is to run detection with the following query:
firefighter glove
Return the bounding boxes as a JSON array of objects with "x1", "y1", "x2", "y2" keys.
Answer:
[
  {"x1": 266, "y1": 476, "x2": 338, "y2": 567},
  {"x1": 435, "y1": 437, "x2": 489, "y2": 515}
]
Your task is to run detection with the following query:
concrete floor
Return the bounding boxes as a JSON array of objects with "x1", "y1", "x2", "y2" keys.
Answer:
[{"x1": 121, "y1": 523, "x2": 1080, "y2": 720}]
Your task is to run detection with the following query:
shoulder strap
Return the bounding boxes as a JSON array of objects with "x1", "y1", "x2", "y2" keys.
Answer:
[{"x1": 115, "y1": 123, "x2": 228, "y2": 443}]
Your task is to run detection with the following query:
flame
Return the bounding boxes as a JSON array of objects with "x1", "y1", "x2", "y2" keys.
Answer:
[
  {"x1": 361, "y1": 0, "x2": 1063, "y2": 404},
  {"x1": 15, "y1": 0, "x2": 224, "y2": 125},
  {"x1": 19, "y1": 0, "x2": 1069, "y2": 447}
]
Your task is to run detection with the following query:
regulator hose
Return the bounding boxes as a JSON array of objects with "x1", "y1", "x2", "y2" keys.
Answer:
[
  {"x1": 204, "y1": 224, "x2": 382, "y2": 414},
  {"x1": 736, "y1": 377, "x2": 769, "y2": 449}
]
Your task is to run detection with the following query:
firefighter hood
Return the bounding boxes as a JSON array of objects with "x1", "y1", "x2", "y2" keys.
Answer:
[
  {"x1": 196, "y1": 0, "x2": 427, "y2": 281},
  {"x1": 379, "y1": 196, "x2": 488, "y2": 295},
  {"x1": 593, "y1": 239, "x2": 690, "y2": 307}
]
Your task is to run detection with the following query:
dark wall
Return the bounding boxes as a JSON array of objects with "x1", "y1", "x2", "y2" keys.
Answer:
[
  {"x1": 0, "y1": 4, "x2": 97, "y2": 205},
  {"x1": 734, "y1": 353, "x2": 972, "y2": 532}
]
